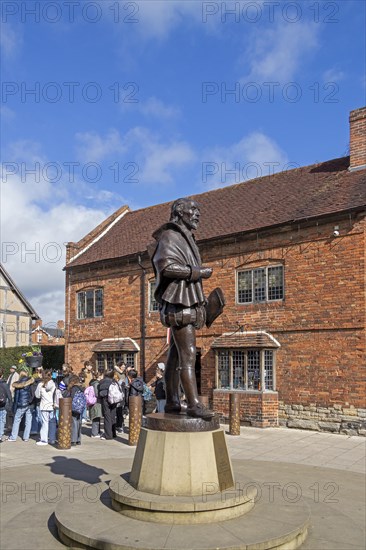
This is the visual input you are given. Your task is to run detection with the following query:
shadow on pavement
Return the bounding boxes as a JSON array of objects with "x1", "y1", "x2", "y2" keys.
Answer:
[{"x1": 45, "y1": 456, "x2": 108, "y2": 483}]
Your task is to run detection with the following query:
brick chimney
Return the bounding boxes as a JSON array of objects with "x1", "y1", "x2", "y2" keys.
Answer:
[
  {"x1": 349, "y1": 107, "x2": 366, "y2": 171},
  {"x1": 57, "y1": 320, "x2": 65, "y2": 330}
]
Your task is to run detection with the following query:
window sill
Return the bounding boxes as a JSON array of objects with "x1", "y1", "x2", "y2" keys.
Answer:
[{"x1": 214, "y1": 389, "x2": 277, "y2": 394}]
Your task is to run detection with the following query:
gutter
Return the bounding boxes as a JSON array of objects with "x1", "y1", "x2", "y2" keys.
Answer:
[{"x1": 137, "y1": 254, "x2": 146, "y2": 381}]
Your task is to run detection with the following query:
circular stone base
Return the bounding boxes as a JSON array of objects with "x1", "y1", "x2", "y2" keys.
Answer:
[
  {"x1": 145, "y1": 413, "x2": 220, "y2": 432},
  {"x1": 109, "y1": 473, "x2": 256, "y2": 524},
  {"x1": 55, "y1": 474, "x2": 310, "y2": 550}
]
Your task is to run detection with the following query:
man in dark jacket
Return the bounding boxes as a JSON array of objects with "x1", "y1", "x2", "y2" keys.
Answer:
[
  {"x1": 7, "y1": 368, "x2": 34, "y2": 442},
  {"x1": 98, "y1": 370, "x2": 117, "y2": 440},
  {"x1": 150, "y1": 198, "x2": 214, "y2": 419},
  {"x1": 0, "y1": 370, "x2": 12, "y2": 441}
]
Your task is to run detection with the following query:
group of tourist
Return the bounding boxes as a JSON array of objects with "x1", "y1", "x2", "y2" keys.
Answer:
[{"x1": 0, "y1": 360, "x2": 166, "y2": 447}]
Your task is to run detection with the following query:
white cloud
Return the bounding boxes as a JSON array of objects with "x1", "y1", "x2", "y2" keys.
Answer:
[
  {"x1": 0, "y1": 106, "x2": 16, "y2": 120},
  {"x1": 138, "y1": 97, "x2": 180, "y2": 119},
  {"x1": 243, "y1": 22, "x2": 319, "y2": 82},
  {"x1": 75, "y1": 126, "x2": 196, "y2": 185},
  {"x1": 322, "y1": 68, "x2": 345, "y2": 83},
  {"x1": 0, "y1": 142, "x2": 122, "y2": 325},
  {"x1": 0, "y1": 22, "x2": 22, "y2": 58},
  {"x1": 202, "y1": 132, "x2": 288, "y2": 188},
  {"x1": 132, "y1": 0, "x2": 202, "y2": 39},
  {"x1": 75, "y1": 129, "x2": 125, "y2": 164},
  {"x1": 125, "y1": 127, "x2": 196, "y2": 184}
]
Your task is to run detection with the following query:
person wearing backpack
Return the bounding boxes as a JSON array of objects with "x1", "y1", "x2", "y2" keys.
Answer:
[
  {"x1": 7, "y1": 367, "x2": 34, "y2": 442},
  {"x1": 35, "y1": 370, "x2": 57, "y2": 446},
  {"x1": 63, "y1": 375, "x2": 85, "y2": 446},
  {"x1": 30, "y1": 367, "x2": 43, "y2": 436},
  {"x1": 0, "y1": 370, "x2": 12, "y2": 442},
  {"x1": 87, "y1": 371, "x2": 103, "y2": 438},
  {"x1": 98, "y1": 370, "x2": 117, "y2": 440}
]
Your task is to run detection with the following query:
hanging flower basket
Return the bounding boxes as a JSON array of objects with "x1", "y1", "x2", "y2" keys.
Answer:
[
  {"x1": 25, "y1": 355, "x2": 43, "y2": 369},
  {"x1": 21, "y1": 346, "x2": 43, "y2": 369}
]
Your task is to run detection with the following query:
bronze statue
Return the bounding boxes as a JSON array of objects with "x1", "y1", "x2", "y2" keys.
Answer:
[{"x1": 150, "y1": 198, "x2": 224, "y2": 419}]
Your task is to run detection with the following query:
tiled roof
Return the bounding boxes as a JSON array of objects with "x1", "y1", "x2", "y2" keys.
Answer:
[
  {"x1": 67, "y1": 157, "x2": 366, "y2": 268},
  {"x1": 211, "y1": 331, "x2": 281, "y2": 349},
  {"x1": 92, "y1": 338, "x2": 140, "y2": 353}
]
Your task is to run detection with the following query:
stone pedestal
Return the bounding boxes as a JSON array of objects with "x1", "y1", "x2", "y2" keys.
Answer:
[
  {"x1": 55, "y1": 412, "x2": 309, "y2": 549},
  {"x1": 130, "y1": 414, "x2": 233, "y2": 496}
]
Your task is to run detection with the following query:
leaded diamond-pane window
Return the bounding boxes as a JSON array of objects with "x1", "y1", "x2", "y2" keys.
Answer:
[
  {"x1": 218, "y1": 351, "x2": 230, "y2": 389},
  {"x1": 96, "y1": 352, "x2": 136, "y2": 372},
  {"x1": 215, "y1": 349, "x2": 276, "y2": 391},
  {"x1": 268, "y1": 266, "x2": 284, "y2": 301},
  {"x1": 77, "y1": 288, "x2": 104, "y2": 319},
  {"x1": 149, "y1": 281, "x2": 159, "y2": 312},
  {"x1": 233, "y1": 351, "x2": 245, "y2": 389},
  {"x1": 237, "y1": 270, "x2": 252, "y2": 303},
  {"x1": 264, "y1": 350, "x2": 274, "y2": 390},
  {"x1": 237, "y1": 266, "x2": 284, "y2": 304},
  {"x1": 253, "y1": 269, "x2": 266, "y2": 302},
  {"x1": 247, "y1": 350, "x2": 260, "y2": 390}
]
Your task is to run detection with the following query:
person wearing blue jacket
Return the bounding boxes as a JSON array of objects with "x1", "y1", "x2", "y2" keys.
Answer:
[{"x1": 7, "y1": 367, "x2": 34, "y2": 442}]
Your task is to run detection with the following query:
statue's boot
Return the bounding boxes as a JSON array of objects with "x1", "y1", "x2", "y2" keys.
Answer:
[
  {"x1": 180, "y1": 368, "x2": 215, "y2": 419},
  {"x1": 164, "y1": 367, "x2": 182, "y2": 414}
]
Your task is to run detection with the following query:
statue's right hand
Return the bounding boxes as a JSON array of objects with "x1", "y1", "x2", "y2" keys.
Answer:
[{"x1": 200, "y1": 267, "x2": 213, "y2": 279}]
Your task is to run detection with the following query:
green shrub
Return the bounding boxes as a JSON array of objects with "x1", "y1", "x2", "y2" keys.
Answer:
[{"x1": 0, "y1": 345, "x2": 65, "y2": 378}]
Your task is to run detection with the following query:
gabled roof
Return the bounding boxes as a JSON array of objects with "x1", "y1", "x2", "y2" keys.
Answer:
[
  {"x1": 32, "y1": 325, "x2": 64, "y2": 338},
  {"x1": 92, "y1": 338, "x2": 140, "y2": 353},
  {"x1": 0, "y1": 264, "x2": 40, "y2": 319},
  {"x1": 67, "y1": 157, "x2": 366, "y2": 269},
  {"x1": 211, "y1": 331, "x2": 281, "y2": 349}
]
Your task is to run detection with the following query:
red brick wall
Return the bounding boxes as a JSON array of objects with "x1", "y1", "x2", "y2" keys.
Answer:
[
  {"x1": 65, "y1": 213, "x2": 366, "y2": 416},
  {"x1": 213, "y1": 391, "x2": 279, "y2": 427}
]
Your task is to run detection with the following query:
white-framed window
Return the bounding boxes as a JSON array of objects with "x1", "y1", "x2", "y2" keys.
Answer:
[
  {"x1": 237, "y1": 265, "x2": 284, "y2": 304},
  {"x1": 96, "y1": 351, "x2": 136, "y2": 371},
  {"x1": 149, "y1": 280, "x2": 159, "y2": 312},
  {"x1": 216, "y1": 349, "x2": 275, "y2": 391},
  {"x1": 77, "y1": 288, "x2": 103, "y2": 319}
]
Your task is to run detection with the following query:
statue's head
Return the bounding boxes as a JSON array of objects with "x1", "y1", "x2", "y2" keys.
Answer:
[{"x1": 170, "y1": 198, "x2": 201, "y2": 231}]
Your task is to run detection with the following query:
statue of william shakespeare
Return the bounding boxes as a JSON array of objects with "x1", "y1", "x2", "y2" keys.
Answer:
[{"x1": 150, "y1": 198, "x2": 225, "y2": 419}]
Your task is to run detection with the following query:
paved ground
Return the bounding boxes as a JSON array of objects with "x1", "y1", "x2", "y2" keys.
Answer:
[{"x1": 0, "y1": 422, "x2": 365, "y2": 549}]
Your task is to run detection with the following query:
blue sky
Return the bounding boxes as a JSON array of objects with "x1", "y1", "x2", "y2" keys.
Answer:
[{"x1": 1, "y1": 0, "x2": 365, "y2": 324}]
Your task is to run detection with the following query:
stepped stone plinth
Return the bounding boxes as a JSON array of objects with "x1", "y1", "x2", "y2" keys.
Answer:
[{"x1": 55, "y1": 413, "x2": 309, "y2": 549}]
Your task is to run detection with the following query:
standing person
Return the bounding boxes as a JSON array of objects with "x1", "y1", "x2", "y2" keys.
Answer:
[
  {"x1": 150, "y1": 198, "x2": 215, "y2": 419},
  {"x1": 98, "y1": 370, "x2": 117, "y2": 440},
  {"x1": 30, "y1": 367, "x2": 43, "y2": 436},
  {"x1": 7, "y1": 367, "x2": 34, "y2": 442},
  {"x1": 64, "y1": 375, "x2": 84, "y2": 446},
  {"x1": 35, "y1": 370, "x2": 57, "y2": 446},
  {"x1": 0, "y1": 370, "x2": 12, "y2": 442},
  {"x1": 6, "y1": 365, "x2": 19, "y2": 398},
  {"x1": 88, "y1": 371, "x2": 103, "y2": 438},
  {"x1": 5, "y1": 365, "x2": 19, "y2": 432},
  {"x1": 61, "y1": 364, "x2": 73, "y2": 388},
  {"x1": 114, "y1": 365, "x2": 127, "y2": 433},
  {"x1": 80, "y1": 361, "x2": 93, "y2": 387},
  {"x1": 149, "y1": 363, "x2": 166, "y2": 413}
]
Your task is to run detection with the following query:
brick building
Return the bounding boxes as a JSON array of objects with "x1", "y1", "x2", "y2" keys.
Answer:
[
  {"x1": 65, "y1": 107, "x2": 366, "y2": 434},
  {"x1": 31, "y1": 319, "x2": 65, "y2": 346}
]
